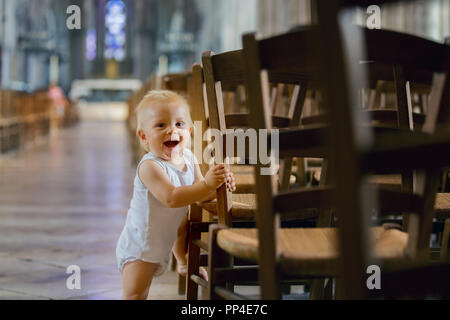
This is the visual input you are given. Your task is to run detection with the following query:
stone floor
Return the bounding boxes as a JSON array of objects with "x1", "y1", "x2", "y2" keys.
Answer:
[{"x1": 0, "y1": 121, "x2": 184, "y2": 300}]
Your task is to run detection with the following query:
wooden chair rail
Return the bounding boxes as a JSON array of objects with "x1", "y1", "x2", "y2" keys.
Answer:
[
  {"x1": 361, "y1": 131, "x2": 450, "y2": 172},
  {"x1": 369, "y1": 259, "x2": 450, "y2": 299},
  {"x1": 301, "y1": 110, "x2": 426, "y2": 126},
  {"x1": 274, "y1": 186, "x2": 424, "y2": 216},
  {"x1": 252, "y1": 26, "x2": 449, "y2": 76},
  {"x1": 212, "y1": 266, "x2": 317, "y2": 284}
]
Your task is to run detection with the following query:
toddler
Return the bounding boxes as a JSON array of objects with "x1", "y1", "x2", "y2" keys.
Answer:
[{"x1": 116, "y1": 90, "x2": 235, "y2": 300}]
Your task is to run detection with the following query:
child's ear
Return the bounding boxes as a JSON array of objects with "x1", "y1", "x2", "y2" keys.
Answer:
[{"x1": 137, "y1": 129, "x2": 146, "y2": 141}]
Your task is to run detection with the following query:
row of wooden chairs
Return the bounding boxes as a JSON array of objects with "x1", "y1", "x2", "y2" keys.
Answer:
[
  {"x1": 184, "y1": 20, "x2": 450, "y2": 300},
  {"x1": 310, "y1": 0, "x2": 450, "y2": 298},
  {"x1": 0, "y1": 89, "x2": 58, "y2": 154},
  {"x1": 125, "y1": 1, "x2": 450, "y2": 298}
]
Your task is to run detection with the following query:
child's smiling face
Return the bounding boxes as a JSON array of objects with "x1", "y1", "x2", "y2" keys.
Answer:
[{"x1": 138, "y1": 99, "x2": 192, "y2": 162}]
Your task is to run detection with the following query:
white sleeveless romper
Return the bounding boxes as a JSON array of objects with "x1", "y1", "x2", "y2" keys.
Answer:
[{"x1": 115, "y1": 148, "x2": 195, "y2": 276}]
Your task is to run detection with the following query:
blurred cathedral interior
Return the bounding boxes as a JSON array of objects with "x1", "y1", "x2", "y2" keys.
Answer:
[{"x1": 0, "y1": 0, "x2": 450, "y2": 301}]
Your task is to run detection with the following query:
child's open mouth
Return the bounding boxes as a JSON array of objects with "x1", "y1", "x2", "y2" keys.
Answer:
[{"x1": 163, "y1": 140, "x2": 180, "y2": 148}]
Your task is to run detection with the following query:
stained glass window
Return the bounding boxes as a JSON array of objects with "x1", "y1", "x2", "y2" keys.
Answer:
[
  {"x1": 86, "y1": 28, "x2": 96, "y2": 61},
  {"x1": 104, "y1": 0, "x2": 126, "y2": 61}
]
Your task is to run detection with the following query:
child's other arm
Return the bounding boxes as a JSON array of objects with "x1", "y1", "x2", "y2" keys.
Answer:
[{"x1": 139, "y1": 161, "x2": 229, "y2": 208}]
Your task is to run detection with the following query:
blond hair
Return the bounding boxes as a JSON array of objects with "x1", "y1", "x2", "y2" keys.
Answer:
[{"x1": 135, "y1": 90, "x2": 192, "y2": 151}]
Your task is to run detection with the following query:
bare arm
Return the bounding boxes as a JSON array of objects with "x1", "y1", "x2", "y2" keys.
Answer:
[
  {"x1": 193, "y1": 160, "x2": 216, "y2": 201},
  {"x1": 139, "y1": 160, "x2": 228, "y2": 208}
]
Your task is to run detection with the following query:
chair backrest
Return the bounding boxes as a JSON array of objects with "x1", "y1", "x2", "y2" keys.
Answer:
[
  {"x1": 162, "y1": 72, "x2": 189, "y2": 92},
  {"x1": 201, "y1": 50, "x2": 247, "y2": 227},
  {"x1": 187, "y1": 64, "x2": 209, "y2": 176},
  {"x1": 201, "y1": 48, "x2": 311, "y2": 228}
]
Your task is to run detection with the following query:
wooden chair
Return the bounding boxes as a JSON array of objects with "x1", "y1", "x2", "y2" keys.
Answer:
[
  {"x1": 200, "y1": 32, "x2": 340, "y2": 300},
  {"x1": 206, "y1": 24, "x2": 450, "y2": 299},
  {"x1": 0, "y1": 90, "x2": 19, "y2": 154},
  {"x1": 161, "y1": 71, "x2": 255, "y2": 296},
  {"x1": 0, "y1": 89, "x2": 53, "y2": 154},
  {"x1": 164, "y1": 69, "x2": 260, "y2": 296},
  {"x1": 185, "y1": 49, "x2": 313, "y2": 299},
  {"x1": 314, "y1": 0, "x2": 450, "y2": 298}
]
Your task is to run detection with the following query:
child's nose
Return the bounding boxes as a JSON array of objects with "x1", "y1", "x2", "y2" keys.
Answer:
[
  {"x1": 167, "y1": 124, "x2": 181, "y2": 134},
  {"x1": 170, "y1": 131, "x2": 180, "y2": 141},
  {"x1": 166, "y1": 125, "x2": 175, "y2": 133}
]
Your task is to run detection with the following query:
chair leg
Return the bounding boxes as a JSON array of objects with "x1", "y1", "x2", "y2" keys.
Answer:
[
  {"x1": 186, "y1": 205, "x2": 203, "y2": 300},
  {"x1": 178, "y1": 274, "x2": 186, "y2": 295},
  {"x1": 324, "y1": 278, "x2": 334, "y2": 300},
  {"x1": 441, "y1": 219, "x2": 450, "y2": 260},
  {"x1": 281, "y1": 284, "x2": 291, "y2": 295},
  {"x1": 208, "y1": 224, "x2": 229, "y2": 300},
  {"x1": 311, "y1": 160, "x2": 332, "y2": 300},
  {"x1": 310, "y1": 279, "x2": 325, "y2": 300},
  {"x1": 170, "y1": 252, "x2": 176, "y2": 271},
  {"x1": 173, "y1": 252, "x2": 186, "y2": 295},
  {"x1": 442, "y1": 170, "x2": 448, "y2": 192}
]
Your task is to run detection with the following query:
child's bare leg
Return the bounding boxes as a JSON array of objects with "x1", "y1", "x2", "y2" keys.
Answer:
[
  {"x1": 172, "y1": 214, "x2": 189, "y2": 269},
  {"x1": 122, "y1": 260, "x2": 155, "y2": 300}
]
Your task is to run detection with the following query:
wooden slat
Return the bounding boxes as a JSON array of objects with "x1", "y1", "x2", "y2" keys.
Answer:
[
  {"x1": 190, "y1": 221, "x2": 214, "y2": 233},
  {"x1": 220, "y1": 115, "x2": 426, "y2": 162},
  {"x1": 363, "y1": 28, "x2": 447, "y2": 73},
  {"x1": 190, "y1": 274, "x2": 208, "y2": 288},
  {"x1": 369, "y1": 109, "x2": 425, "y2": 125},
  {"x1": 301, "y1": 110, "x2": 426, "y2": 126},
  {"x1": 361, "y1": 130, "x2": 450, "y2": 172},
  {"x1": 213, "y1": 266, "x2": 259, "y2": 283},
  {"x1": 277, "y1": 125, "x2": 328, "y2": 158},
  {"x1": 257, "y1": 27, "x2": 320, "y2": 77},
  {"x1": 162, "y1": 72, "x2": 190, "y2": 91},
  {"x1": 256, "y1": 26, "x2": 447, "y2": 85},
  {"x1": 188, "y1": 63, "x2": 209, "y2": 176},
  {"x1": 273, "y1": 186, "x2": 333, "y2": 212},
  {"x1": 192, "y1": 239, "x2": 208, "y2": 251},
  {"x1": 211, "y1": 50, "x2": 244, "y2": 87},
  {"x1": 202, "y1": 51, "x2": 233, "y2": 227},
  {"x1": 370, "y1": 260, "x2": 450, "y2": 299},
  {"x1": 273, "y1": 186, "x2": 424, "y2": 216},
  {"x1": 213, "y1": 266, "x2": 315, "y2": 283}
]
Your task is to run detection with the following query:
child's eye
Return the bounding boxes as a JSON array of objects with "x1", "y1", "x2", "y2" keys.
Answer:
[
  {"x1": 176, "y1": 122, "x2": 185, "y2": 127},
  {"x1": 156, "y1": 123, "x2": 165, "y2": 128}
]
